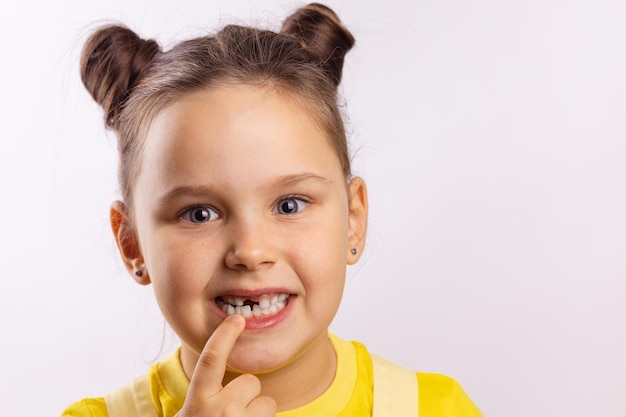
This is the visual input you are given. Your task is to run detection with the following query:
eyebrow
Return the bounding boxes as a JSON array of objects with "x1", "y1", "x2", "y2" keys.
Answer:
[
  {"x1": 270, "y1": 173, "x2": 333, "y2": 188},
  {"x1": 155, "y1": 173, "x2": 333, "y2": 207},
  {"x1": 155, "y1": 185, "x2": 215, "y2": 209}
]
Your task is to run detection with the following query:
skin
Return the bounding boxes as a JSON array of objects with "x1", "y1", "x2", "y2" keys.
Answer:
[{"x1": 110, "y1": 84, "x2": 368, "y2": 414}]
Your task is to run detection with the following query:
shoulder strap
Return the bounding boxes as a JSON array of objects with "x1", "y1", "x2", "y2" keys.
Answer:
[
  {"x1": 104, "y1": 373, "x2": 158, "y2": 417},
  {"x1": 371, "y1": 355, "x2": 419, "y2": 417},
  {"x1": 104, "y1": 352, "x2": 415, "y2": 417}
]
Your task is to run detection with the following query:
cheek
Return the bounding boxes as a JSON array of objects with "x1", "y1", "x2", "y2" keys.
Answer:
[
  {"x1": 295, "y1": 212, "x2": 349, "y2": 286},
  {"x1": 298, "y1": 235, "x2": 347, "y2": 322},
  {"x1": 145, "y1": 236, "x2": 208, "y2": 301}
]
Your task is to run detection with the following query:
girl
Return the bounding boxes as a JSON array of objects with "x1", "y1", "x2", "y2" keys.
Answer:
[{"x1": 63, "y1": 3, "x2": 482, "y2": 416}]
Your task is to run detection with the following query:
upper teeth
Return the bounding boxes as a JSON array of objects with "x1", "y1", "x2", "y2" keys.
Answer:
[{"x1": 219, "y1": 294, "x2": 289, "y2": 318}]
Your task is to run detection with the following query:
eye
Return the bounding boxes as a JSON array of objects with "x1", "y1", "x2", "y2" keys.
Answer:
[
  {"x1": 274, "y1": 197, "x2": 308, "y2": 215},
  {"x1": 180, "y1": 206, "x2": 220, "y2": 224}
]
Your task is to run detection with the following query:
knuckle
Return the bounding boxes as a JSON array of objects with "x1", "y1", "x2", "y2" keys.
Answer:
[
  {"x1": 259, "y1": 395, "x2": 277, "y2": 409},
  {"x1": 239, "y1": 372, "x2": 258, "y2": 382},
  {"x1": 198, "y1": 349, "x2": 221, "y2": 368},
  {"x1": 240, "y1": 373, "x2": 261, "y2": 387},
  {"x1": 248, "y1": 396, "x2": 277, "y2": 416},
  {"x1": 220, "y1": 402, "x2": 242, "y2": 416}
]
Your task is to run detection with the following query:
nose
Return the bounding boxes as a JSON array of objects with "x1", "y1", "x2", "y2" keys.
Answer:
[{"x1": 224, "y1": 218, "x2": 277, "y2": 271}]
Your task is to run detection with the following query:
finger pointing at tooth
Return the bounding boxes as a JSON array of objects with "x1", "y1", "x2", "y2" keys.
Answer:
[{"x1": 175, "y1": 315, "x2": 277, "y2": 417}]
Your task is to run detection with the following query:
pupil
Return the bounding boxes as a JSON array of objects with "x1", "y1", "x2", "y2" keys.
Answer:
[
  {"x1": 193, "y1": 208, "x2": 209, "y2": 222},
  {"x1": 281, "y1": 200, "x2": 296, "y2": 213}
]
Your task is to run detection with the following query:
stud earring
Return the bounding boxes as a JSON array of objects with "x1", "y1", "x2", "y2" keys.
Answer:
[
  {"x1": 351, "y1": 248, "x2": 357, "y2": 255},
  {"x1": 134, "y1": 270, "x2": 142, "y2": 277}
]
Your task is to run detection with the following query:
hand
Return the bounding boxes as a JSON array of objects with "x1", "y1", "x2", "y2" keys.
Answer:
[{"x1": 175, "y1": 315, "x2": 277, "y2": 417}]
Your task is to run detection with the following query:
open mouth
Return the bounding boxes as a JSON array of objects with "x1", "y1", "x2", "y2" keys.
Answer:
[{"x1": 215, "y1": 293, "x2": 290, "y2": 318}]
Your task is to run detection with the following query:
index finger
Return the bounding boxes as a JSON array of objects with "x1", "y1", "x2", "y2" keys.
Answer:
[{"x1": 187, "y1": 314, "x2": 246, "y2": 398}]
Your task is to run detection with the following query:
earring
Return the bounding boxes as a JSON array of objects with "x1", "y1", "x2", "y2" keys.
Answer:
[
  {"x1": 134, "y1": 270, "x2": 142, "y2": 277},
  {"x1": 351, "y1": 248, "x2": 357, "y2": 255}
]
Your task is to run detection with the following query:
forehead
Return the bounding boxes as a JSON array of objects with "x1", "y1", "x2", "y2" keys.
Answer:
[{"x1": 138, "y1": 85, "x2": 344, "y2": 190}]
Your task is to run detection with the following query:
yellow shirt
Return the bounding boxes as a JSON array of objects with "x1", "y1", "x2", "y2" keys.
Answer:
[{"x1": 61, "y1": 335, "x2": 482, "y2": 416}]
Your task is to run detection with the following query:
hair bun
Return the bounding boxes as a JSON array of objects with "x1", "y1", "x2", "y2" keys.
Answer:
[
  {"x1": 80, "y1": 25, "x2": 160, "y2": 129},
  {"x1": 281, "y1": 3, "x2": 355, "y2": 86}
]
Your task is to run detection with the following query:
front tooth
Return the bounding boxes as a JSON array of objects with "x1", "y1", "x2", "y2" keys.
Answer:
[
  {"x1": 234, "y1": 298, "x2": 244, "y2": 307},
  {"x1": 241, "y1": 305, "x2": 252, "y2": 318},
  {"x1": 259, "y1": 299, "x2": 270, "y2": 309},
  {"x1": 227, "y1": 305, "x2": 235, "y2": 315},
  {"x1": 234, "y1": 306, "x2": 243, "y2": 315},
  {"x1": 252, "y1": 304, "x2": 262, "y2": 317}
]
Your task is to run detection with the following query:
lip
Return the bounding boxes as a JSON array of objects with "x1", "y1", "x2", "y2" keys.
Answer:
[{"x1": 211, "y1": 288, "x2": 296, "y2": 330}]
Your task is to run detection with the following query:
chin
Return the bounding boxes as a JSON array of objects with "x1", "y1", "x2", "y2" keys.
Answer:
[
  {"x1": 226, "y1": 343, "x2": 295, "y2": 375},
  {"x1": 226, "y1": 356, "x2": 286, "y2": 375}
]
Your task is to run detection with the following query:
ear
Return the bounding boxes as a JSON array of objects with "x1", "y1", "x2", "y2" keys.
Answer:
[
  {"x1": 346, "y1": 176, "x2": 368, "y2": 265},
  {"x1": 110, "y1": 200, "x2": 151, "y2": 285}
]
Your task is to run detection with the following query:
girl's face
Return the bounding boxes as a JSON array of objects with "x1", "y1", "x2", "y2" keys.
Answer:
[{"x1": 120, "y1": 85, "x2": 367, "y2": 374}]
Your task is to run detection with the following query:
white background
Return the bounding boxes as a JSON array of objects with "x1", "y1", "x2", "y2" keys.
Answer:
[{"x1": 1, "y1": 0, "x2": 625, "y2": 415}]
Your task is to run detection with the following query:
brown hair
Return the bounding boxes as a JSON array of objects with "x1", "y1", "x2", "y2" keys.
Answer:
[{"x1": 80, "y1": 3, "x2": 355, "y2": 208}]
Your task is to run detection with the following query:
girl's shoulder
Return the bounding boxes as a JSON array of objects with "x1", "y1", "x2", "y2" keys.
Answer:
[
  {"x1": 60, "y1": 397, "x2": 107, "y2": 417},
  {"x1": 416, "y1": 372, "x2": 483, "y2": 416},
  {"x1": 347, "y1": 337, "x2": 483, "y2": 416},
  {"x1": 60, "y1": 348, "x2": 186, "y2": 417}
]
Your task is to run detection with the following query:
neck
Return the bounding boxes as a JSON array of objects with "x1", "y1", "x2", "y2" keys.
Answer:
[{"x1": 225, "y1": 333, "x2": 337, "y2": 411}]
